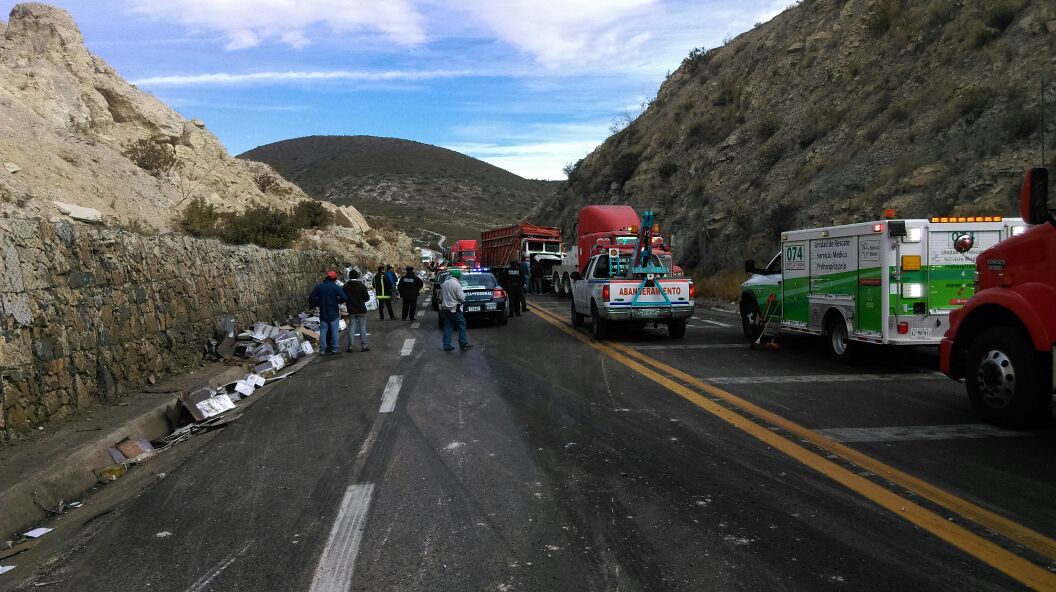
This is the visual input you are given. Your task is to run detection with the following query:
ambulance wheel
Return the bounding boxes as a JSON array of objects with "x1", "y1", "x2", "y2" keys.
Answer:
[
  {"x1": 571, "y1": 299, "x2": 585, "y2": 327},
  {"x1": 668, "y1": 319, "x2": 687, "y2": 339},
  {"x1": 966, "y1": 327, "x2": 1051, "y2": 428},
  {"x1": 825, "y1": 314, "x2": 857, "y2": 361},
  {"x1": 740, "y1": 296, "x2": 763, "y2": 342},
  {"x1": 591, "y1": 303, "x2": 608, "y2": 340}
]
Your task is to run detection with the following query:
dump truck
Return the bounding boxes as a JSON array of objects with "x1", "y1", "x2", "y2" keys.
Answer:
[
  {"x1": 941, "y1": 168, "x2": 1055, "y2": 427},
  {"x1": 480, "y1": 223, "x2": 563, "y2": 291},
  {"x1": 741, "y1": 213, "x2": 1025, "y2": 360},
  {"x1": 569, "y1": 210, "x2": 694, "y2": 339},
  {"x1": 551, "y1": 205, "x2": 675, "y2": 296}
]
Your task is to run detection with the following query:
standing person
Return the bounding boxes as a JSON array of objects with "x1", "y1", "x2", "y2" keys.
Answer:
[
  {"x1": 521, "y1": 258, "x2": 531, "y2": 294},
  {"x1": 439, "y1": 269, "x2": 471, "y2": 351},
  {"x1": 373, "y1": 265, "x2": 396, "y2": 320},
  {"x1": 342, "y1": 270, "x2": 371, "y2": 352},
  {"x1": 531, "y1": 260, "x2": 544, "y2": 296},
  {"x1": 502, "y1": 260, "x2": 524, "y2": 317},
  {"x1": 398, "y1": 266, "x2": 424, "y2": 320},
  {"x1": 308, "y1": 270, "x2": 346, "y2": 355},
  {"x1": 385, "y1": 265, "x2": 400, "y2": 302}
]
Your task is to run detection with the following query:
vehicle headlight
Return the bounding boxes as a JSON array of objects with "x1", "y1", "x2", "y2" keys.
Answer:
[
  {"x1": 901, "y1": 283, "x2": 923, "y2": 298},
  {"x1": 1012, "y1": 226, "x2": 1026, "y2": 236}
]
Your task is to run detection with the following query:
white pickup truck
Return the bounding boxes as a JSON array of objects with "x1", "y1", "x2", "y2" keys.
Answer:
[{"x1": 569, "y1": 252, "x2": 694, "y2": 339}]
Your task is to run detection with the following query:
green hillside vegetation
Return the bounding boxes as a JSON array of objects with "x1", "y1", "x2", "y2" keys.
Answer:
[
  {"x1": 531, "y1": 0, "x2": 1055, "y2": 296},
  {"x1": 240, "y1": 136, "x2": 559, "y2": 248}
]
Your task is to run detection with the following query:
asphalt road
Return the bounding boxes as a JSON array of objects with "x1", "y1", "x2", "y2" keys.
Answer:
[{"x1": 23, "y1": 293, "x2": 1056, "y2": 591}]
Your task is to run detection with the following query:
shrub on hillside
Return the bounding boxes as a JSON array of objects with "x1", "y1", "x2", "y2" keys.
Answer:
[
  {"x1": 659, "y1": 162, "x2": 679, "y2": 180},
  {"x1": 610, "y1": 152, "x2": 640, "y2": 186},
  {"x1": 253, "y1": 171, "x2": 279, "y2": 193},
  {"x1": 180, "y1": 197, "x2": 220, "y2": 236},
  {"x1": 985, "y1": 1, "x2": 1023, "y2": 31},
  {"x1": 291, "y1": 200, "x2": 333, "y2": 229},
  {"x1": 758, "y1": 140, "x2": 787, "y2": 168},
  {"x1": 124, "y1": 139, "x2": 177, "y2": 176}
]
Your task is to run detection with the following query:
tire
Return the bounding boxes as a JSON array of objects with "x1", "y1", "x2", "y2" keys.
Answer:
[
  {"x1": 740, "y1": 296, "x2": 763, "y2": 342},
  {"x1": 497, "y1": 308, "x2": 508, "y2": 326},
  {"x1": 825, "y1": 314, "x2": 856, "y2": 362},
  {"x1": 668, "y1": 319, "x2": 687, "y2": 339},
  {"x1": 571, "y1": 298, "x2": 585, "y2": 327},
  {"x1": 552, "y1": 273, "x2": 561, "y2": 296},
  {"x1": 591, "y1": 303, "x2": 608, "y2": 340},
  {"x1": 966, "y1": 327, "x2": 1051, "y2": 428}
]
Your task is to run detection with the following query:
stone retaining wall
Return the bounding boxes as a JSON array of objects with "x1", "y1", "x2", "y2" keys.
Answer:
[{"x1": 0, "y1": 217, "x2": 341, "y2": 442}]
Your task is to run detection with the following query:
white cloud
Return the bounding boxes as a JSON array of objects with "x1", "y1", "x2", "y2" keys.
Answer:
[
  {"x1": 132, "y1": 69, "x2": 477, "y2": 87},
  {"x1": 126, "y1": 0, "x2": 426, "y2": 49},
  {"x1": 448, "y1": 0, "x2": 658, "y2": 68},
  {"x1": 445, "y1": 120, "x2": 609, "y2": 179}
]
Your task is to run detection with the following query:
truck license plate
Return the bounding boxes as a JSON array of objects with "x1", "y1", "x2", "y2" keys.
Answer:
[
  {"x1": 466, "y1": 306, "x2": 480, "y2": 312},
  {"x1": 632, "y1": 308, "x2": 668, "y2": 319},
  {"x1": 909, "y1": 327, "x2": 931, "y2": 338}
]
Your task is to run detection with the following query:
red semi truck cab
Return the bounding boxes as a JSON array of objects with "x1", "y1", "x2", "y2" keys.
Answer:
[
  {"x1": 450, "y1": 239, "x2": 480, "y2": 269},
  {"x1": 940, "y1": 168, "x2": 1056, "y2": 427}
]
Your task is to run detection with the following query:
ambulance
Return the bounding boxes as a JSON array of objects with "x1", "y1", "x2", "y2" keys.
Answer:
[{"x1": 740, "y1": 214, "x2": 1025, "y2": 359}]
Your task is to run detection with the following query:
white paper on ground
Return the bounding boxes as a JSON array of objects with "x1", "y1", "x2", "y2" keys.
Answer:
[
  {"x1": 301, "y1": 341, "x2": 314, "y2": 355},
  {"x1": 234, "y1": 381, "x2": 254, "y2": 396},
  {"x1": 269, "y1": 355, "x2": 286, "y2": 371},
  {"x1": 23, "y1": 527, "x2": 52, "y2": 538},
  {"x1": 0, "y1": 565, "x2": 15, "y2": 575},
  {"x1": 245, "y1": 373, "x2": 265, "y2": 387}
]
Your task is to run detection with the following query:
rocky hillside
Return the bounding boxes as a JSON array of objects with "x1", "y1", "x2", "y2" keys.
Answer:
[
  {"x1": 0, "y1": 3, "x2": 413, "y2": 265},
  {"x1": 532, "y1": 0, "x2": 1056, "y2": 280},
  {"x1": 241, "y1": 136, "x2": 560, "y2": 249}
]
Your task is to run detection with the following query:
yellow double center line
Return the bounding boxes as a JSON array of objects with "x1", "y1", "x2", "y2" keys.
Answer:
[{"x1": 530, "y1": 304, "x2": 1056, "y2": 590}]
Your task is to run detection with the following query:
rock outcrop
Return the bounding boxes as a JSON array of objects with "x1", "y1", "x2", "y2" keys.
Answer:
[
  {"x1": 533, "y1": 0, "x2": 1056, "y2": 277},
  {"x1": 0, "y1": 3, "x2": 410, "y2": 264}
]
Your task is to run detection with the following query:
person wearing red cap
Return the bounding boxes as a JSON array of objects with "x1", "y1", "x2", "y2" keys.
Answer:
[{"x1": 308, "y1": 270, "x2": 347, "y2": 355}]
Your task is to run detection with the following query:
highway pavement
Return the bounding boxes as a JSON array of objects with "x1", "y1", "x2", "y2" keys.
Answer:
[{"x1": 18, "y1": 293, "x2": 1056, "y2": 591}]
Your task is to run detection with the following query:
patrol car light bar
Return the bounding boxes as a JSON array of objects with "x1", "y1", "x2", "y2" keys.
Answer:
[{"x1": 929, "y1": 216, "x2": 1003, "y2": 223}]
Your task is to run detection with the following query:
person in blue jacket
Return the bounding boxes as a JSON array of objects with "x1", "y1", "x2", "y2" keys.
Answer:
[{"x1": 309, "y1": 270, "x2": 347, "y2": 355}]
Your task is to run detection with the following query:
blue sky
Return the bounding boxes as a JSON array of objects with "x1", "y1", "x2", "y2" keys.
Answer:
[{"x1": 1, "y1": 0, "x2": 788, "y2": 179}]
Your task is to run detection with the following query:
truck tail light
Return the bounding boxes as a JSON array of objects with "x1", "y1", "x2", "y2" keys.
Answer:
[
  {"x1": 492, "y1": 288, "x2": 505, "y2": 299},
  {"x1": 897, "y1": 322, "x2": 909, "y2": 334},
  {"x1": 602, "y1": 285, "x2": 610, "y2": 301},
  {"x1": 689, "y1": 283, "x2": 696, "y2": 299}
]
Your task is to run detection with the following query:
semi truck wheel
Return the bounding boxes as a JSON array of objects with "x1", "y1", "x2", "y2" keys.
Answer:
[
  {"x1": 824, "y1": 314, "x2": 856, "y2": 362},
  {"x1": 553, "y1": 273, "x2": 563, "y2": 296},
  {"x1": 740, "y1": 296, "x2": 763, "y2": 342},
  {"x1": 668, "y1": 319, "x2": 687, "y2": 339},
  {"x1": 563, "y1": 275, "x2": 572, "y2": 298},
  {"x1": 966, "y1": 327, "x2": 1051, "y2": 428},
  {"x1": 571, "y1": 299, "x2": 584, "y2": 327},
  {"x1": 591, "y1": 303, "x2": 608, "y2": 340}
]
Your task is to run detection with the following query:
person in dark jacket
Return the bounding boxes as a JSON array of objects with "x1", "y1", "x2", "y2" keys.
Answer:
[
  {"x1": 502, "y1": 260, "x2": 524, "y2": 317},
  {"x1": 342, "y1": 270, "x2": 371, "y2": 352},
  {"x1": 372, "y1": 265, "x2": 396, "y2": 320},
  {"x1": 308, "y1": 271, "x2": 346, "y2": 355},
  {"x1": 398, "y1": 266, "x2": 424, "y2": 320}
]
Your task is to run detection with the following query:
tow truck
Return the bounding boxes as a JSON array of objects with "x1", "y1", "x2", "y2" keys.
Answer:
[
  {"x1": 569, "y1": 210, "x2": 694, "y2": 339},
  {"x1": 941, "y1": 168, "x2": 1056, "y2": 427}
]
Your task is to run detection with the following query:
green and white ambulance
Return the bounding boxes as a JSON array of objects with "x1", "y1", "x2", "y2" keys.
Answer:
[{"x1": 740, "y1": 215, "x2": 1025, "y2": 359}]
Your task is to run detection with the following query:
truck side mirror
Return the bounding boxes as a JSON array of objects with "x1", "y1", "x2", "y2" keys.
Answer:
[
  {"x1": 1020, "y1": 167, "x2": 1049, "y2": 225},
  {"x1": 744, "y1": 259, "x2": 757, "y2": 274},
  {"x1": 953, "y1": 234, "x2": 974, "y2": 253},
  {"x1": 570, "y1": 271, "x2": 581, "y2": 281}
]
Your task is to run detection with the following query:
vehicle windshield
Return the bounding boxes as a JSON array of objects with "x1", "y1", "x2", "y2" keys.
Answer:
[
  {"x1": 461, "y1": 250, "x2": 476, "y2": 257},
  {"x1": 544, "y1": 242, "x2": 562, "y2": 253},
  {"x1": 526, "y1": 241, "x2": 545, "y2": 252},
  {"x1": 461, "y1": 273, "x2": 497, "y2": 288}
]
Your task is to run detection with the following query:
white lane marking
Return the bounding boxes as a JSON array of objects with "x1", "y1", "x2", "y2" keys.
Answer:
[
  {"x1": 694, "y1": 318, "x2": 733, "y2": 327},
  {"x1": 185, "y1": 541, "x2": 253, "y2": 592},
  {"x1": 633, "y1": 344, "x2": 747, "y2": 350},
  {"x1": 401, "y1": 338, "x2": 416, "y2": 356},
  {"x1": 816, "y1": 424, "x2": 1033, "y2": 443},
  {"x1": 379, "y1": 375, "x2": 403, "y2": 413},
  {"x1": 411, "y1": 322, "x2": 420, "y2": 329},
  {"x1": 707, "y1": 306, "x2": 739, "y2": 316},
  {"x1": 308, "y1": 484, "x2": 375, "y2": 592},
  {"x1": 704, "y1": 373, "x2": 945, "y2": 385}
]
